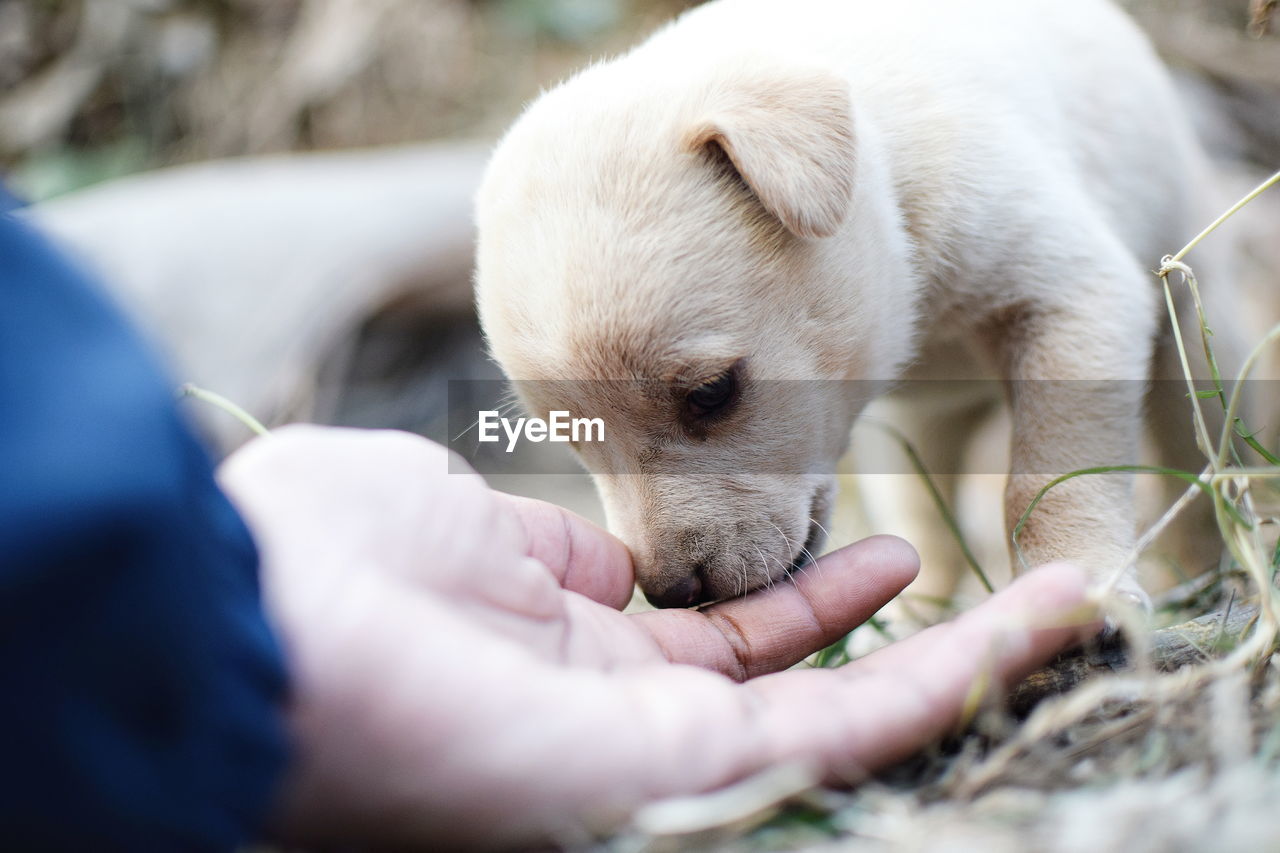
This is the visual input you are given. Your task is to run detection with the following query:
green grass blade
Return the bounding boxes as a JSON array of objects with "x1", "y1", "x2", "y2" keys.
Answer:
[
  {"x1": 1011, "y1": 464, "x2": 1247, "y2": 572},
  {"x1": 179, "y1": 383, "x2": 271, "y2": 438},
  {"x1": 869, "y1": 422, "x2": 994, "y2": 593}
]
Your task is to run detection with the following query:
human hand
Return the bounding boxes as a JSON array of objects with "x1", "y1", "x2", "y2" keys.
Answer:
[{"x1": 218, "y1": 425, "x2": 1097, "y2": 850}]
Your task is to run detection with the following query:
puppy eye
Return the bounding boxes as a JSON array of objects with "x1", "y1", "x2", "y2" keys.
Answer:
[{"x1": 686, "y1": 370, "x2": 737, "y2": 419}]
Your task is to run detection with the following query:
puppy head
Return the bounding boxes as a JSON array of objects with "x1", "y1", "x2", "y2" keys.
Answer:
[{"x1": 476, "y1": 57, "x2": 909, "y2": 606}]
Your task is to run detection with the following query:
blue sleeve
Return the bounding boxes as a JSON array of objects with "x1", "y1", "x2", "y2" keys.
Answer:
[{"x1": 0, "y1": 213, "x2": 290, "y2": 850}]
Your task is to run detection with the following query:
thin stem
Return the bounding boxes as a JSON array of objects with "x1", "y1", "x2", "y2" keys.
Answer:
[
  {"x1": 1159, "y1": 269, "x2": 1215, "y2": 458},
  {"x1": 1011, "y1": 464, "x2": 1244, "y2": 573},
  {"x1": 179, "y1": 383, "x2": 270, "y2": 437},
  {"x1": 1168, "y1": 168, "x2": 1280, "y2": 265},
  {"x1": 867, "y1": 421, "x2": 994, "y2": 593},
  {"x1": 1218, "y1": 323, "x2": 1280, "y2": 469}
]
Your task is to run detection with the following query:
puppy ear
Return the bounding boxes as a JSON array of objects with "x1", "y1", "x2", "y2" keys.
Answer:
[{"x1": 683, "y1": 68, "x2": 855, "y2": 239}]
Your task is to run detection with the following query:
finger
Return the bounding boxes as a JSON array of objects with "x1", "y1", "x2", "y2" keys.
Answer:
[
  {"x1": 632, "y1": 535, "x2": 918, "y2": 680},
  {"x1": 850, "y1": 561, "x2": 1099, "y2": 679},
  {"x1": 774, "y1": 561, "x2": 1097, "y2": 775},
  {"x1": 495, "y1": 493, "x2": 636, "y2": 610}
]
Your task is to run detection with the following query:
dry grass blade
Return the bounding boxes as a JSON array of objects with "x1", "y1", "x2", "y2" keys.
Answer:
[
  {"x1": 1250, "y1": 0, "x2": 1277, "y2": 35},
  {"x1": 1008, "y1": 603, "x2": 1262, "y2": 715}
]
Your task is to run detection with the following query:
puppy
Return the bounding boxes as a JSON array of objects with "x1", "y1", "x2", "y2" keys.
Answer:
[{"x1": 475, "y1": 0, "x2": 1234, "y2": 611}]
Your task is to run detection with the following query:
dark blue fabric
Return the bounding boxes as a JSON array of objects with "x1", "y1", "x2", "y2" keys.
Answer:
[
  {"x1": 0, "y1": 182, "x2": 25, "y2": 213},
  {"x1": 0, "y1": 213, "x2": 289, "y2": 850}
]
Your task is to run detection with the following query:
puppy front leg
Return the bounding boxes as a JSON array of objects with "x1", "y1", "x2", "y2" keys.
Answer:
[{"x1": 990, "y1": 296, "x2": 1154, "y2": 611}]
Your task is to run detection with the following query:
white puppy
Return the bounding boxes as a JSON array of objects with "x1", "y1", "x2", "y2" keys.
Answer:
[{"x1": 475, "y1": 0, "x2": 1231, "y2": 610}]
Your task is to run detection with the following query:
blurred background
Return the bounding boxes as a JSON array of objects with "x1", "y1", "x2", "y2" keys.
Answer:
[
  {"x1": 2, "y1": 1, "x2": 1274, "y2": 194},
  {"x1": 4, "y1": 0, "x2": 1279, "y2": 555},
  {"x1": 5, "y1": 0, "x2": 709, "y2": 521}
]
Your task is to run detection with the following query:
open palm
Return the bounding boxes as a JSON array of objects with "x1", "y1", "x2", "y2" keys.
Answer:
[{"x1": 219, "y1": 426, "x2": 1095, "y2": 850}]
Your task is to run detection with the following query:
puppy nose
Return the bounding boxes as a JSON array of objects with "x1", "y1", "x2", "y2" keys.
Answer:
[{"x1": 644, "y1": 574, "x2": 703, "y2": 609}]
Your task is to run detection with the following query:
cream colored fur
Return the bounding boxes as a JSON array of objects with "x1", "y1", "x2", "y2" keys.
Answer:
[{"x1": 475, "y1": 0, "x2": 1234, "y2": 610}]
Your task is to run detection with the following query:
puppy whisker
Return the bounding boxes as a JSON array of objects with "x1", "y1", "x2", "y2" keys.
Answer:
[
  {"x1": 750, "y1": 542, "x2": 774, "y2": 591},
  {"x1": 735, "y1": 553, "x2": 749, "y2": 598},
  {"x1": 808, "y1": 515, "x2": 833, "y2": 546},
  {"x1": 453, "y1": 392, "x2": 523, "y2": 443},
  {"x1": 803, "y1": 516, "x2": 832, "y2": 580},
  {"x1": 798, "y1": 543, "x2": 818, "y2": 566},
  {"x1": 766, "y1": 519, "x2": 794, "y2": 553},
  {"x1": 767, "y1": 519, "x2": 813, "y2": 580}
]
